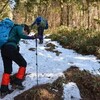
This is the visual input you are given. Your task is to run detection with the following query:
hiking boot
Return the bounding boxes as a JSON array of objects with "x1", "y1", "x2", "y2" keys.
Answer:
[
  {"x1": 11, "y1": 77, "x2": 25, "y2": 90},
  {"x1": 10, "y1": 79, "x2": 25, "y2": 90},
  {"x1": 0, "y1": 89, "x2": 13, "y2": 95},
  {"x1": 12, "y1": 84, "x2": 25, "y2": 90},
  {"x1": 0, "y1": 88, "x2": 13, "y2": 98},
  {"x1": 39, "y1": 40, "x2": 43, "y2": 44},
  {"x1": 10, "y1": 76, "x2": 16, "y2": 85}
]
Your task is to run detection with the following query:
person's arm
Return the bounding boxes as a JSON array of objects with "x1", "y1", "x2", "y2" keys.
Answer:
[
  {"x1": 31, "y1": 17, "x2": 41, "y2": 27},
  {"x1": 17, "y1": 26, "x2": 35, "y2": 39},
  {"x1": 31, "y1": 20, "x2": 37, "y2": 27}
]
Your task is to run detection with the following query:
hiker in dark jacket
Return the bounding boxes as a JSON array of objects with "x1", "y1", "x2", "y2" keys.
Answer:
[
  {"x1": 31, "y1": 16, "x2": 48, "y2": 44},
  {"x1": 0, "y1": 24, "x2": 35, "y2": 95}
]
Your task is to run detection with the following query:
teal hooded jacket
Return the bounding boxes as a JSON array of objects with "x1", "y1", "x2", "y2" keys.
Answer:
[{"x1": 7, "y1": 24, "x2": 32, "y2": 48}]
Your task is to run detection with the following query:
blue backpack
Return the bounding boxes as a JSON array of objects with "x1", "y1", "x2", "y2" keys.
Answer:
[{"x1": 0, "y1": 18, "x2": 14, "y2": 48}]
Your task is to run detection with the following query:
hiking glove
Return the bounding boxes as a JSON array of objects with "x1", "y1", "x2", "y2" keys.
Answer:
[{"x1": 30, "y1": 35, "x2": 37, "y2": 39}]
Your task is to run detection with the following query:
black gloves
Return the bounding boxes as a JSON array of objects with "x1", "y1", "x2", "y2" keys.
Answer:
[
  {"x1": 29, "y1": 34, "x2": 38, "y2": 39},
  {"x1": 31, "y1": 35, "x2": 36, "y2": 39}
]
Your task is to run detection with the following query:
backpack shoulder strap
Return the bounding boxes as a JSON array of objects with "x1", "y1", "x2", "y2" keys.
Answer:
[{"x1": 9, "y1": 24, "x2": 19, "y2": 33}]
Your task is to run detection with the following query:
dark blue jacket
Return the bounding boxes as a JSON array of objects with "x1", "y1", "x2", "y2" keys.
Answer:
[{"x1": 31, "y1": 16, "x2": 48, "y2": 29}]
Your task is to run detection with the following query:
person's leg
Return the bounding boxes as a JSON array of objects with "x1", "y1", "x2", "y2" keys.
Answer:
[
  {"x1": 38, "y1": 26, "x2": 44, "y2": 44},
  {"x1": 0, "y1": 46, "x2": 13, "y2": 94},
  {"x1": 8, "y1": 46, "x2": 26, "y2": 89},
  {"x1": 0, "y1": 73, "x2": 10, "y2": 93},
  {"x1": 1, "y1": 45, "x2": 27, "y2": 90}
]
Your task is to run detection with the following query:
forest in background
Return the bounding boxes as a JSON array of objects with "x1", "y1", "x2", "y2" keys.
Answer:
[
  {"x1": 0, "y1": 0, "x2": 100, "y2": 57},
  {"x1": 0, "y1": 0, "x2": 100, "y2": 31},
  {"x1": 0, "y1": 1, "x2": 100, "y2": 99}
]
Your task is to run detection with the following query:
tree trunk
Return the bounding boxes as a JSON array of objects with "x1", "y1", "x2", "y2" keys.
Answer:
[
  {"x1": 81, "y1": 0, "x2": 86, "y2": 28},
  {"x1": 87, "y1": 0, "x2": 90, "y2": 30},
  {"x1": 24, "y1": 8, "x2": 27, "y2": 23},
  {"x1": 66, "y1": 3, "x2": 70, "y2": 27},
  {"x1": 97, "y1": 0, "x2": 100, "y2": 31},
  {"x1": 60, "y1": 0, "x2": 64, "y2": 25}
]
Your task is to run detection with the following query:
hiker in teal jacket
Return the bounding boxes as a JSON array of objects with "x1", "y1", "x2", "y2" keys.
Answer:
[{"x1": 0, "y1": 24, "x2": 35, "y2": 95}]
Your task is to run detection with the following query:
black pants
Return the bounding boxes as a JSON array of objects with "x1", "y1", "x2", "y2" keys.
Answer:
[
  {"x1": 38, "y1": 26, "x2": 44, "y2": 42},
  {"x1": 1, "y1": 44, "x2": 27, "y2": 74}
]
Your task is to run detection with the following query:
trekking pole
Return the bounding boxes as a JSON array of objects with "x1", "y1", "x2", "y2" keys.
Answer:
[{"x1": 35, "y1": 36, "x2": 38, "y2": 86}]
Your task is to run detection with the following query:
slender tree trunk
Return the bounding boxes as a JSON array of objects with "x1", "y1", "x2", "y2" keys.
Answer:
[
  {"x1": 38, "y1": 0, "x2": 42, "y2": 16},
  {"x1": 66, "y1": 3, "x2": 70, "y2": 27},
  {"x1": 60, "y1": 0, "x2": 64, "y2": 25},
  {"x1": 70, "y1": 4, "x2": 73, "y2": 27},
  {"x1": 97, "y1": 0, "x2": 100, "y2": 31},
  {"x1": 82, "y1": 1, "x2": 85, "y2": 28},
  {"x1": 87, "y1": 0, "x2": 90, "y2": 30},
  {"x1": 24, "y1": 8, "x2": 27, "y2": 23},
  {"x1": 80, "y1": 8, "x2": 82, "y2": 28}
]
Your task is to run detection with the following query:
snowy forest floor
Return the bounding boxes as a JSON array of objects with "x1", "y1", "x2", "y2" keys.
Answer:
[
  {"x1": 14, "y1": 66, "x2": 100, "y2": 100},
  {"x1": 13, "y1": 42, "x2": 100, "y2": 100}
]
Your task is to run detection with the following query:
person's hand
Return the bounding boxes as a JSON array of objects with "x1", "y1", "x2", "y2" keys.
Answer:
[
  {"x1": 34, "y1": 34, "x2": 38, "y2": 38},
  {"x1": 30, "y1": 34, "x2": 38, "y2": 39},
  {"x1": 31, "y1": 35, "x2": 36, "y2": 39}
]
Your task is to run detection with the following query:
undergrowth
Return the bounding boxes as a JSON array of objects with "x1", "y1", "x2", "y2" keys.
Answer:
[{"x1": 46, "y1": 26, "x2": 100, "y2": 58}]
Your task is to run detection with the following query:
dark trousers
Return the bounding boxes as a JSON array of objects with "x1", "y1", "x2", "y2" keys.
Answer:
[
  {"x1": 38, "y1": 26, "x2": 44, "y2": 42},
  {"x1": 1, "y1": 44, "x2": 27, "y2": 74}
]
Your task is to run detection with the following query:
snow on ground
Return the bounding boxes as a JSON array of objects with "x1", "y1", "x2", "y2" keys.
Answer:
[
  {"x1": 0, "y1": 37, "x2": 100, "y2": 100},
  {"x1": 63, "y1": 82, "x2": 81, "y2": 100}
]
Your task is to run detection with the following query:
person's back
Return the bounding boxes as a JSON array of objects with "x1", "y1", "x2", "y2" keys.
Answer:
[
  {"x1": 31, "y1": 16, "x2": 48, "y2": 44},
  {"x1": 35, "y1": 16, "x2": 48, "y2": 29},
  {"x1": 7, "y1": 24, "x2": 31, "y2": 48}
]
